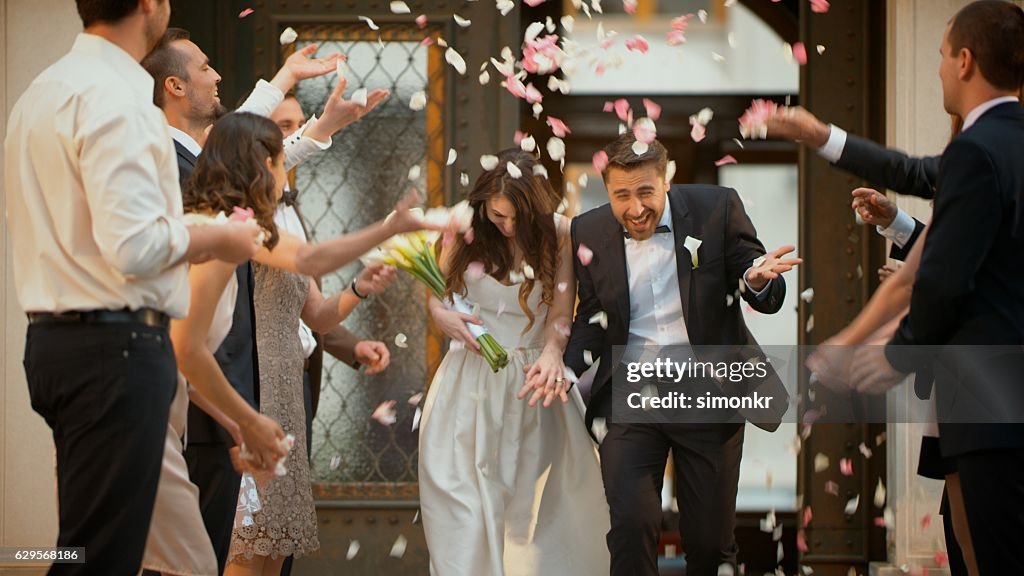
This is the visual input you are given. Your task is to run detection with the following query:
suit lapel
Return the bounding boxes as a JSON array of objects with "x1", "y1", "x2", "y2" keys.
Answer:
[
  {"x1": 669, "y1": 188, "x2": 695, "y2": 338},
  {"x1": 174, "y1": 140, "x2": 198, "y2": 168},
  {"x1": 597, "y1": 211, "x2": 631, "y2": 336}
]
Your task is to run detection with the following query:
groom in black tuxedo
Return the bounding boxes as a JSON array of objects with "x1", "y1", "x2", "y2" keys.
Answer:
[{"x1": 565, "y1": 133, "x2": 799, "y2": 575}]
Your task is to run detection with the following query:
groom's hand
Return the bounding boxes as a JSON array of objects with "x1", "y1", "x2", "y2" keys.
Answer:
[
  {"x1": 745, "y1": 245, "x2": 802, "y2": 292},
  {"x1": 518, "y1": 351, "x2": 570, "y2": 408}
]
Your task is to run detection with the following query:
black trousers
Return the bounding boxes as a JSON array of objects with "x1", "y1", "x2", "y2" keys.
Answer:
[
  {"x1": 183, "y1": 442, "x2": 240, "y2": 574},
  {"x1": 954, "y1": 447, "x2": 1024, "y2": 574},
  {"x1": 599, "y1": 422, "x2": 744, "y2": 576},
  {"x1": 24, "y1": 322, "x2": 176, "y2": 576}
]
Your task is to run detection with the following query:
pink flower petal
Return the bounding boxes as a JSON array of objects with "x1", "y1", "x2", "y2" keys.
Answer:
[
  {"x1": 238, "y1": 7, "x2": 255, "y2": 18},
  {"x1": 577, "y1": 244, "x2": 594, "y2": 266},
  {"x1": 546, "y1": 116, "x2": 571, "y2": 138},
  {"x1": 371, "y1": 400, "x2": 397, "y2": 426},
  {"x1": 525, "y1": 0, "x2": 547, "y2": 5},
  {"x1": 420, "y1": 37, "x2": 434, "y2": 46},
  {"x1": 603, "y1": 101, "x2": 615, "y2": 113},
  {"x1": 714, "y1": 154, "x2": 738, "y2": 167},
  {"x1": 514, "y1": 130, "x2": 527, "y2": 145},
  {"x1": 524, "y1": 83, "x2": 543, "y2": 104},
  {"x1": 625, "y1": 35, "x2": 650, "y2": 54},
  {"x1": 467, "y1": 261, "x2": 486, "y2": 280},
  {"x1": 592, "y1": 150, "x2": 609, "y2": 173},
  {"x1": 667, "y1": 30, "x2": 687, "y2": 46},
  {"x1": 463, "y1": 227, "x2": 475, "y2": 245},
  {"x1": 920, "y1": 514, "x2": 932, "y2": 530},
  {"x1": 623, "y1": 0, "x2": 638, "y2": 15},
  {"x1": 690, "y1": 121, "x2": 706, "y2": 143},
  {"x1": 738, "y1": 98, "x2": 780, "y2": 139},
  {"x1": 792, "y1": 42, "x2": 808, "y2": 65},
  {"x1": 810, "y1": 0, "x2": 830, "y2": 14},
  {"x1": 839, "y1": 457, "x2": 854, "y2": 476},
  {"x1": 803, "y1": 506, "x2": 813, "y2": 527},
  {"x1": 614, "y1": 98, "x2": 630, "y2": 122},
  {"x1": 797, "y1": 529, "x2": 808, "y2": 553},
  {"x1": 642, "y1": 98, "x2": 662, "y2": 121},
  {"x1": 230, "y1": 206, "x2": 256, "y2": 222},
  {"x1": 415, "y1": 14, "x2": 428, "y2": 28},
  {"x1": 633, "y1": 118, "x2": 656, "y2": 144}
]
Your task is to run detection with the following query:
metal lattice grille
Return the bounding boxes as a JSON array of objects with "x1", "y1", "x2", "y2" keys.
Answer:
[{"x1": 289, "y1": 25, "x2": 446, "y2": 494}]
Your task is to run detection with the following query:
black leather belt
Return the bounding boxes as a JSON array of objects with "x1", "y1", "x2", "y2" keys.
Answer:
[{"x1": 27, "y1": 308, "x2": 169, "y2": 329}]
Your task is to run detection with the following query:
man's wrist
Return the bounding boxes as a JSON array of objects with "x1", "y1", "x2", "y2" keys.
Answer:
[{"x1": 350, "y1": 278, "x2": 369, "y2": 299}]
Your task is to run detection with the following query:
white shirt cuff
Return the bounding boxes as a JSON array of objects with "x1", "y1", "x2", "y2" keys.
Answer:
[
  {"x1": 236, "y1": 79, "x2": 285, "y2": 118},
  {"x1": 817, "y1": 124, "x2": 848, "y2": 164},
  {"x1": 743, "y1": 268, "x2": 772, "y2": 300},
  {"x1": 876, "y1": 209, "x2": 915, "y2": 248},
  {"x1": 284, "y1": 115, "x2": 332, "y2": 171}
]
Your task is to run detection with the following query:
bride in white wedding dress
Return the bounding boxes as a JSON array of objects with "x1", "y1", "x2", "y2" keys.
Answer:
[{"x1": 418, "y1": 149, "x2": 610, "y2": 575}]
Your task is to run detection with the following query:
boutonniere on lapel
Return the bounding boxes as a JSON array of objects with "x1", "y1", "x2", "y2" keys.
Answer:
[{"x1": 683, "y1": 235, "x2": 702, "y2": 269}]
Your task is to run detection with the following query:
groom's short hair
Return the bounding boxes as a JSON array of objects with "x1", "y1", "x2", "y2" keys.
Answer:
[
  {"x1": 601, "y1": 133, "x2": 668, "y2": 182},
  {"x1": 949, "y1": 1, "x2": 1024, "y2": 92}
]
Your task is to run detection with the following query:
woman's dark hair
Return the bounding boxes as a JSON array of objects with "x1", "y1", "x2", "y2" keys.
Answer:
[
  {"x1": 444, "y1": 149, "x2": 562, "y2": 333},
  {"x1": 183, "y1": 112, "x2": 283, "y2": 249}
]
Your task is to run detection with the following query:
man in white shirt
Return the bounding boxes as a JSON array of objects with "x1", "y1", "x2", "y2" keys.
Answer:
[
  {"x1": 563, "y1": 134, "x2": 799, "y2": 575},
  {"x1": 3, "y1": 1, "x2": 264, "y2": 573}
]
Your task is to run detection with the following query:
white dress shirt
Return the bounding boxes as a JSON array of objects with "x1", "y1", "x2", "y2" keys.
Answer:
[
  {"x1": 625, "y1": 198, "x2": 691, "y2": 348},
  {"x1": 817, "y1": 124, "x2": 917, "y2": 248},
  {"x1": 962, "y1": 95, "x2": 1020, "y2": 131},
  {"x1": 273, "y1": 203, "x2": 318, "y2": 359},
  {"x1": 5, "y1": 34, "x2": 191, "y2": 317},
  {"x1": 235, "y1": 80, "x2": 331, "y2": 170}
]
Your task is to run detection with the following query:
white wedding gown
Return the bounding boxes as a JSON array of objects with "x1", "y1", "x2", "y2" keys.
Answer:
[{"x1": 419, "y1": 271, "x2": 611, "y2": 575}]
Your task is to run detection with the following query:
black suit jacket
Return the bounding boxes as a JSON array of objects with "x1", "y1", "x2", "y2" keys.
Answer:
[
  {"x1": 565, "y1": 185, "x2": 789, "y2": 432},
  {"x1": 886, "y1": 102, "x2": 1024, "y2": 457},
  {"x1": 174, "y1": 137, "x2": 262, "y2": 444},
  {"x1": 834, "y1": 133, "x2": 933, "y2": 260}
]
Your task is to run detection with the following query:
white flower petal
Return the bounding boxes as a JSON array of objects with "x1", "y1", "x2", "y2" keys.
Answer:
[
  {"x1": 372, "y1": 401, "x2": 398, "y2": 426},
  {"x1": 578, "y1": 173, "x2": 588, "y2": 188},
  {"x1": 546, "y1": 16, "x2": 556, "y2": 33},
  {"x1": 390, "y1": 1, "x2": 411, "y2": 14},
  {"x1": 631, "y1": 140, "x2": 649, "y2": 156},
  {"x1": 532, "y1": 102, "x2": 544, "y2": 119},
  {"x1": 591, "y1": 417, "x2": 608, "y2": 443},
  {"x1": 683, "y1": 235, "x2": 702, "y2": 268},
  {"x1": 480, "y1": 154, "x2": 499, "y2": 171},
  {"x1": 496, "y1": 0, "x2": 515, "y2": 16},
  {"x1": 557, "y1": 281, "x2": 568, "y2": 293},
  {"x1": 279, "y1": 27, "x2": 298, "y2": 45},
  {"x1": 394, "y1": 333, "x2": 409, "y2": 348},
  {"x1": 447, "y1": 148, "x2": 458, "y2": 166},
  {"x1": 520, "y1": 135, "x2": 537, "y2": 153},
  {"x1": 560, "y1": 15, "x2": 575, "y2": 34},
  {"x1": 350, "y1": 88, "x2": 368, "y2": 106},
  {"x1": 506, "y1": 161, "x2": 522, "y2": 179},
  {"x1": 478, "y1": 69, "x2": 491, "y2": 85},
  {"x1": 874, "y1": 478, "x2": 886, "y2": 508},
  {"x1": 497, "y1": 299, "x2": 507, "y2": 318},
  {"x1": 407, "y1": 165, "x2": 421, "y2": 181},
  {"x1": 460, "y1": 172, "x2": 469, "y2": 187},
  {"x1": 800, "y1": 288, "x2": 814, "y2": 303},
  {"x1": 665, "y1": 160, "x2": 677, "y2": 184},
  {"x1": 522, "y1": 263, "x2": 535, "y2": 279},
  {"x1": 806, "y1": 314, "x2": 815, "y2": 334},
  {"x1": 336, "y1": 58, "x2": 347, "y2": 78},
  {"x1": 358, "y1": 15, "x2": 380, "y2": 31},
  {"x1": 583, "y1": 350, "x2": 594, "y2": 366},
  {"x1": 346, "y1": 540, "x2": 361, "y2": 560},
  {"x1": 411, "y1": 407, "x2": 422, "y2": 432},
  {"x1": 453, "y1": 14, "x2": 471, "y2": 27},
  {"x1": 525, "y1": 21, "x2": 546, "y2": 43},
  {"x1": 816, "y1": 44, "x2": 826, "y2": 55},
  {"x1": 588, "y1": 311, "x2": 608, "y2": 330},
  {"x1": 330, "y1": 455, "x2": 342, "y2": 470},
  {"x1": 844, "y1": 494, "x2": 860, "y2": 516},
  {"x1": 444, "y1": 47, "x2": 467, "y2": 75},
  {"x1": 698, "y1": 9, "x2": 709, "y2": 23},
  {"x1": 390, "y1": 534, "x2": 409, "y2": 558},
  {"x1": 533, "y1": 164, "x2": 549, "y2": 179},
  {"x1": 409, "y1": 90, "x2": 427, "y2": 111},
  {"x1": 546, "y1": 136, "x2": 565, "y2": 162},
  {"x1": 407, "y1": 392, "x2": 423, "y2": 405}
]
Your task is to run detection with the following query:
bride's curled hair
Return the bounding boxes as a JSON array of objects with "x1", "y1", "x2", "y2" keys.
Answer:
[
  {"x1": 444, "y1": 148, "x2": 563, "y2": 333},
  {"x1": 183, "y1": 112, "x2": 283, "y2": 249}
]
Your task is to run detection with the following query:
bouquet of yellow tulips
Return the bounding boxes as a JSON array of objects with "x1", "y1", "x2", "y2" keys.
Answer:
[{"x1": 364, "y1": 203, "x2": 509, "y2": 372}]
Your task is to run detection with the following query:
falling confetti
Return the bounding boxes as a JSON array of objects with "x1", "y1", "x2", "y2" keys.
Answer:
[
  {"x1": 411, "y1": 407, "x2": 422, "y2": 432},
  {"x1": 793, "y1": 42, "x2": 808, "y2": 65},
  {"x1": 350, "y1": 88, "x2": 368, "y2": 107},
  {"x1": 874, "y1": 478, "x2": 886, "y2": 508},
  {"x1": 358, "y1": 15, "x2": 380, "y2": 31},
  {"x1": 445, "y1": 48, "x2": 467, "y2": 75},
  {"x1": 859, "y1": 442, "x2": 873, "y2": 459},
  {"x1": 546, "y1": 116, "x2": 571, "y2": 138},
  {"x1": 577, "y1": 244, "x2": 594, "y2": 266},
  {"x1": 625, "y1": 35, "x2": 650, "y2": 54},
  {"x1": 238, "y1": 8, "x2": 255, "y2": 18},
  {"x1": 840, "y1": 457, "x2": 853, "y2": 476},
  {"x1": 683, "y1": 235, "x2": 702, "y2": 268},
  {"x1": 592, "y1": 151, "x2": 609, "y2": 173},
  {"x1": 390, "y1": 534, "x2": 409, "y2": 558},
  {"x1": 547, "y1": 136, "x2": 566, "y2": 162},
  {"x1": 346, "y1": 540, "x2": 360, "y2": 560},
  {"x1": 279, "y1": 27, "x2": 298, "y2": 45},
  {"x1": 520, "y1": 135, "x2": 537, "y2": 152},
  {"x1": 589, "y1": 311, "x2": 608, "y2": 330},
  {"x1": 330, "y1": 455, "x2": 342, "y2": 470},
  {"x1": 523, "y1": 263, "x2": 535, "y2": 279},
  {"x1": 480, "y1": 155, "x2": 499, "y2": 171},
  {"x1": 810, "y1": 0, "x2": 831, "y2": 14},
  {"x1": 806, "y1": 314, "x2": 815, "y2": 333},
  {"x1": 507, "y1": 161, "x2": 523, "y2": 179},
  {"x1": 415, "y1": 14, "x2": 428, "y2": 28},
  {"x1": 583, "y1": 350, "x2": 595, "y2": 366},
  {"x1": 394, "y1": 333, "x2": 408, "y2": 348},
  {"x1": 844, "y1": 494, "x2": 860, "y2": 516},
  {"x1": 447, "y1": 148, "x2": 458, "y2": 166},
  {"x1": 814, "y1": 453, "x2": 829, "y2": 472},
  {"x1": 715, "y1": 155, "x2": 738, "y2": 167},
  {"x1": 372, "y1": 401, "x2": 398, "y2": 426},
  {"x1": 454, "y1": 14, "x2": 472, "y2": 27},
  {"x1": 631, "y1": 141, "x2": 649, "y2": 156},
  {"x1": 801, "y1": 288, "x2": 814, "y2": 303},
  {"x1": 408, "y1": 165, "x2": 421, "y2": 181},
  {"x1": 591, "y1": 417, "x2": 608, "y2": 443},
  {"x1": 390, "y1": 1, "x2": 411, "y2": 14},
  {"x1": 409, "y1": 91, "x2": 427, "y2": 111},
  {"x1": 460, "y1": 172, "x2": 470, "y2": 187}
]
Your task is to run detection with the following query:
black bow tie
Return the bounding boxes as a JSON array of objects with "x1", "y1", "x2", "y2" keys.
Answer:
[
  {"x1": 624, "y1": 225, "x2": 671, "y2": 239},
  {"x1": 281, "y1": 188, "x2": 299, "y2": 207}
]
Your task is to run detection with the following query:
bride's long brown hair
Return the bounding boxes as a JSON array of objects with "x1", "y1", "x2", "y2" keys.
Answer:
[
  {"x1": 443, "y1": 149, "x2": 562, "y2": 333},
  {"x1": 182, "y1": 112, "x2": 283, "y2": 249}
]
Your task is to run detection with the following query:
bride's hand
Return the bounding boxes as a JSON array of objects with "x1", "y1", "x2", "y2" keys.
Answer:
[
  {"x1": 518, "y1": 349, "x2": 570, "y2": 408},
  {"x1": 430, "y1": 306, "x2": 482, "y2": 352}
]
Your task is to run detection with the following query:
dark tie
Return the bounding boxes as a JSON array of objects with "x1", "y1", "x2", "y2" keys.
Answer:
[
  {"x1": 282, "y1": 187, "x2": 299, "y2": 207},
  {"x1": 624, "y1": 225, "x2": 671, "y2": 238}
]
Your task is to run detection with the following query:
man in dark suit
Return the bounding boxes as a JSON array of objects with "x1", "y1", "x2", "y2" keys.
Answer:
[
  {"x1": 563, "y1": 133, "x2": 799, "y2": 575},
  {"x1": 850, "y1": 2, "x2": 1024, "y2": 573}
]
